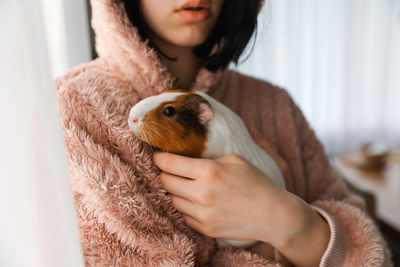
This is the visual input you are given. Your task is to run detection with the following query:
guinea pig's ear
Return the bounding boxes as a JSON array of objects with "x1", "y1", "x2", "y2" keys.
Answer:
[{"x1": 199, "y1": 102, "x2": 213, "y2": 124}]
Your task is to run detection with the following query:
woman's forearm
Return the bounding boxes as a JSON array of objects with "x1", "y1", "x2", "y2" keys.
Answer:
[{"x1": 261, "y1": 192, "x2": 331, "y2": 267}]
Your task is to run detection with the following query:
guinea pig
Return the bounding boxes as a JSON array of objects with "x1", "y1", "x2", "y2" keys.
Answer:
[{"x1": 128, "y1": 89, "x2": 286, "y2": 249}]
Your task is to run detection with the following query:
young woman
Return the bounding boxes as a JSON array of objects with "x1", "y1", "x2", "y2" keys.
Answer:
[{"x1": 56, "y1": 0, "x2": 392, "y2": 266}]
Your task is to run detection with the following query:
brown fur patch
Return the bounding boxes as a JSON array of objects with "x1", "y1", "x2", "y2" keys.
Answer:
[
  {"x1": 166, "y1": 88, "x2": 194, "y2": 93},
  {"x1": 138, "y1": 92, "x2": 209, "y2": 158}
]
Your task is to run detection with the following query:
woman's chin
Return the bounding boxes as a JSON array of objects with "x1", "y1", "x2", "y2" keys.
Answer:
[
  {"x1": 164, "y1": 28, "x2": 210, "y2": 48},
  {"x1": 171, "y1": 38, "x2": 207, "y2": 48}
]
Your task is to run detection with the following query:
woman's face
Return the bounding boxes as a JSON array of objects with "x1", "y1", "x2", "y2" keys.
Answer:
[{"x1": 139, "y1": 0, "x2": 224, "y2": 48}]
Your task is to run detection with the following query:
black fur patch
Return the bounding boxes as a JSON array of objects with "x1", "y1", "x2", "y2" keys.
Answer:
[{"x1": 176, "y1": 94, "x2": 209, "y2": 138}]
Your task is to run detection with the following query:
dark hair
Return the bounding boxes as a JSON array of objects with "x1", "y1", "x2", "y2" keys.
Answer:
[{"x1": 120, "y1": 0, "x2": 261, "y2": 71}]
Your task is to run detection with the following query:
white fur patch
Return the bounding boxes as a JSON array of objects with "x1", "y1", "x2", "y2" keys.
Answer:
[{"x1": 128, "y1": 92, "x2": 184, "y2": 133}]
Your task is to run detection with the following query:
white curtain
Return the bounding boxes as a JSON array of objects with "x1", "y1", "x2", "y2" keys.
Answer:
[
  {"x1": 235, "y1": 0, "x2": 400, "y2": 154},
  {"x1": 0, "y1": 0, "x2": 89, "y2": 266}
]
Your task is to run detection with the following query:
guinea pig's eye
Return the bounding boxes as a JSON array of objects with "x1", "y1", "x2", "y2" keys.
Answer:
[{"x1": 162, "y1": 106, "x2": 176, "y2": 117}]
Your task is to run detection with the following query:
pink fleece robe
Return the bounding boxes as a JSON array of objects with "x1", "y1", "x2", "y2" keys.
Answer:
[{"x1": 55, "y1": 0, "x2": 393, "y2": 266}]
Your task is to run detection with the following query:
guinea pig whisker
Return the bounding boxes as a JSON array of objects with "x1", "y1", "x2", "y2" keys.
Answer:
[
  {"x1": 144, "y1": 127, "x2": 157, "y2": 143},
  {"x1": 141, "y1": 130, "x2": 150, "y2": 144},
  {"x1": 148, "y1": 121, "x2": 170, "y2": 131},
  {"x1": 147, "y1": 122, "x2": 170, "y2": 145},
  {"x1": 149, "y1": 128, "x2": 168, "y2": 147},
  {"x1": 140, "y1": 131, "x2": 158, "y2": 154},
  {"x1": 148, "y1": 121, "x2": 171, "y2": 136}
]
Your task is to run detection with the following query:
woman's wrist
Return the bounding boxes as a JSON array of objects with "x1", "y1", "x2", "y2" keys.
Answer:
[{"x1": 260, "y1": 191, "x2": 331, "y2": 267}]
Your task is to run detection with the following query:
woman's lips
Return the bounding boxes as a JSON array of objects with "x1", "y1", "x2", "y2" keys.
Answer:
[
  {"x1": 177, "y1": 8, "x2": 211, "y2": 22},
  {"x1": 176, "y1": 0, "x2": 212, "y2": 22}
]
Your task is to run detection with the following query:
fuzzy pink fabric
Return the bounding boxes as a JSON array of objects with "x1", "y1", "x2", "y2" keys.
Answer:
[{"x1": 55, "y1": 0, "x2": 393, "y2": 266}]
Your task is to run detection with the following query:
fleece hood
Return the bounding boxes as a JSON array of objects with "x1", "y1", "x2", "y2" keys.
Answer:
[{"x1": 90, "y1": 0, "x2": 226, "y2": 96}]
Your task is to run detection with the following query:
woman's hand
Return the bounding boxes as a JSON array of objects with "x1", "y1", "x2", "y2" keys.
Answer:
[
  {"x1": 153, "y1": 152, "x2": 330, "y2": 267},
  {"x1": 155, "y1": 152, "x2": 287, "y2": 241}
]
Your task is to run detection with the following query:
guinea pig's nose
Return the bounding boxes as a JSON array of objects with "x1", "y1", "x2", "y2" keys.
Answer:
[{"x1": 131, "y1": 117, "x2": 138, "y2": 123}]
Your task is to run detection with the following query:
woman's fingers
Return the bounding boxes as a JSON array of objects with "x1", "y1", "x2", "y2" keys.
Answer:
[
  {"x1": 182, "y1": 213, "x2": 205, "y2": 234},
  {"x1": 160, "y1": 171, "x2": 196, "y2": 201},
  {"x1": 153, "y1": 152, "x2": 213, "y2": 180},
  {"x1": 170, "y1": 190, "x2": 216, "y2": 237},
  {"x1": 170, "y1": 195, "x2": 196, "y2": 217},
  {"x1": 170, "y1": 196, "x2": 206, "y2": 233}
]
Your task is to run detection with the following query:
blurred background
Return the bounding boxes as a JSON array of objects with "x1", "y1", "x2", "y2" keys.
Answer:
[{"x1": 1, "y1": 0, "x2": 399, "y2": 266}]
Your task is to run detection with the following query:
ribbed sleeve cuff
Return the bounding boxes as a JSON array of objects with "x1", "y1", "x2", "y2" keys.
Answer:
[{"x1": 311, "y1": 206, "x2": 347, "y2": 267}]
